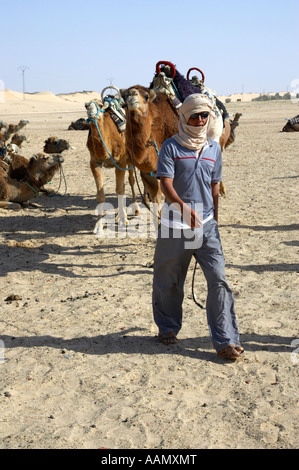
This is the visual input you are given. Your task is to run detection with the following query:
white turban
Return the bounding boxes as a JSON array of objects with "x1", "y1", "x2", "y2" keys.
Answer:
[{"x1": 173, "y1": 93, "x2": 215, "y2": 151}]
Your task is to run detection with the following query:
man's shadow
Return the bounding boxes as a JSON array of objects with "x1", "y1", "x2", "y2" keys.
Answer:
[{"x1": 1, "y1": 329, "x2": 294, "y2": 362}]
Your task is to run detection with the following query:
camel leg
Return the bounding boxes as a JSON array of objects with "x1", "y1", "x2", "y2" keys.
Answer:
[
  {"x1": 140, "y1": 171, "x2": 162, "y2": 204},
  {"x1": 127, "y1": 168, "x2": 140, "y2": 216},
  {"x1": 140, "y1": 172, "x2": 162, "y2": 237},
  {"x1": 218, "y1": 121, "x2": 230, "y2": 197},
  {"x1": 219, "y1": 181, "x2": 226, "y2": 196},
  {"x1": 90, "y1": 160, "x2": 106, "y2": 235},
  {"x1": 140, "y1": 172, "x2": 161, "y2": 205},
  {"x1": 0, "y1": 201, "x2": 22, "y2": 210},
  {"x1": 90, "y1": 160, "x2": 105, "y2": 204},
  {"x1": 115, "y1": 166, "x2": 128, "y2": 226}
]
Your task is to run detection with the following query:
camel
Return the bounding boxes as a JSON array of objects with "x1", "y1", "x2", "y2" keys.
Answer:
[
  {"x1": 221, "y1": 113, "x2": 242, "y2": 149},
  {"x1": 120, "y1": 85, "x2": 179, "y2": 212},
  {"x1": 85, "y1": 94, "x2": 140, "y2": 231},
  {"x1": 0, "y1": 136, "x2": 68, "y2": 194},
  {"x1": 2, "y1": 134, "x2": 27, "y2": 157},
  {"x1": 0, "y1": 153, "x2": 63, "y2": 210},
  {"x1": 68, "y1": 118, "x2": 90, "y2": 130},
  {"x1": 1, "y1": 151, "x2": 31, "y2": 180},
  {"x1": 0, "y1": 121, "x2": 29, "y2": 162},
  {"x1": 10, "y1": 133, "x2": 26, "y2": 148},
  {"x1": 43, "y1": 137, "x2": 70, "y2": 154},
  {"x1": 282, "y1": 115, "x2": 299, "y2": 132},
  {"x1": 3, "y1": 120, "x2": 30, "y2": 139}
]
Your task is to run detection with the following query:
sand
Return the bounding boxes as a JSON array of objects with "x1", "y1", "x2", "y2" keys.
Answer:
[{"x1": 0, "y1": 90, "x2": 298, "y2": 449}]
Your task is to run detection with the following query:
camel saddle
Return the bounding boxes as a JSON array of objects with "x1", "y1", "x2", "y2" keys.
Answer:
[
  {"x1": 103, "y1": 96, "x2": 126, "y2": 132},
  {"x1": 288, "y1": 114, "x2": 299, "y2": 125},
  {"x1": 101, "y1": 86, "x2": 127, "y2": 133},
  {"x1": 152, "y1": 62, "x2": 227, "y2": 122}
]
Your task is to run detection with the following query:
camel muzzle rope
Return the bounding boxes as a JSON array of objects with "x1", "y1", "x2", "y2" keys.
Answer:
[{"x1": 48, "y1": 162, "x2": 68, "y2": 197}]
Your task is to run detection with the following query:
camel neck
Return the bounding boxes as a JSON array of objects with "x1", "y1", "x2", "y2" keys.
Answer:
[{"x1": 25, "y1": 181, "x2": 39, "y2": 199}]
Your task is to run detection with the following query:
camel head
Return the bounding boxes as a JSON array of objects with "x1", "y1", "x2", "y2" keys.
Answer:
[
  {"x1": 85, "y1": 99, "x2": 108, "y2": 120},
  {"x1": 6, "y1": 143, "x2": 20, "y2": 155},
  {"x1": 6, "y1": 120, "x2": 30, "y2": 137},
  {"x1": 120, "y1": 86, "x2": 156, "y2": 115},
  {"x1": 26, "y1": 153, "x2": 64, "y2": 187},
  {"x1": 11, "y1": 133, "x2": 26, "y2": 146},
  {"x1": 17, "y1": 119, "x2": 30, "y2": 130},
  {"x1": 43, "y1": 137, "x2": 70, "y2": 154},
  {"x1": 29, "y1": 153, "x2": 64, "y2": 170}
]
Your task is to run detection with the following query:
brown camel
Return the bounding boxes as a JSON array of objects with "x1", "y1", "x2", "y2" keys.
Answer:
[
  {"x1": 6, "y1": 120, "x2": 29, "y2": 139},
  {"x1": 282, "y1": 115, "x2": 299, "y2": 132},
  {"x1": 10, "y1": 133, "x2": 27, "y2": 148},
  {"x1": 3, "y1": 134, "x2": 27, "y2": 157},
  {"x1": 68, "y1": 118, "x2": 90, "y2": 130},
  {"x1": 120, "y1": 85, "x2": 179, "y2": 209},
  {"x1": 0, "y1": 120, "x2": 29, "y2": 141},
  {"x1": 1, "y1": 151, "x2": 31, "y2": 180},
  {"x1": 43, "y1": 137, "x2": 70, "y2": 154},
  {"x1": 221, "y1": 113, "x2": 242, "y2": 149},
  {"x1": 85, "y1": 98, "x2": 139, "y2": 230},
  {"x1": 0, "y1": 153, "x2": 63, "y2": 210},
  {"x1": 1, "y1": 137, "x2": 67, "y2": 195}
]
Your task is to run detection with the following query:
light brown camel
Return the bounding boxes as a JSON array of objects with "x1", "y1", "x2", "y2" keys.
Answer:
[
  {"x1": 85, "y1": 98, "x2": 139, "y2": 230},
  {"x1": 120, "y1": 85, "x2": 179, "y2": 211},
  {"x1": 0, "y1": 153, "x2": 63, "y2": 210}
]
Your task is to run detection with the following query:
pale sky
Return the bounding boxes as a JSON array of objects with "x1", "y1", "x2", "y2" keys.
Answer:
[{"x1": 1, "y1": 0, "x2": 298, "y2": 96}]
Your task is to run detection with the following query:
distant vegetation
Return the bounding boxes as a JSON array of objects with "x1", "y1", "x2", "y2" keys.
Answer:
[{"x1": 252, "y1": 92, "x2": 296, "y2": 101}]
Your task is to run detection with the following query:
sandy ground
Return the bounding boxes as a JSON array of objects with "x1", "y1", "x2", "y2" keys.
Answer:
[{"x1": 0, "y1": 92, "x2": 298, "y2": 449}]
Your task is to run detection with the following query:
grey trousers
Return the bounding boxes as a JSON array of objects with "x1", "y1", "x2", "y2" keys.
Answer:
[{"x1": 152, "y1": 218, "x2": 240, "y2": 352}]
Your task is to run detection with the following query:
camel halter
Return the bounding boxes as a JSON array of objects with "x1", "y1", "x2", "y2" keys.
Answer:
[{"x1": 25, "y1": 181, "x2": 39, "y2": 199}]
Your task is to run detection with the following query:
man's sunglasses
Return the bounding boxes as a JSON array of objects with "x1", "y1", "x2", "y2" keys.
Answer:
[{"x1": 189, "y1": 112, "x2": 209, "y2": 120}]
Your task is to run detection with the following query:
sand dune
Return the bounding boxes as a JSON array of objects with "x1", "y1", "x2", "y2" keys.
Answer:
[
  {"x1": 2, "y1": 88, "x2": 290, "y2": 105},
  {"x1": 57, "y1": 91, "x2": 102, "y2": 103}
]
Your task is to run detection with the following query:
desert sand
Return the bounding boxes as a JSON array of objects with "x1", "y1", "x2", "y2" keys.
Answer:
[{"x1": 0, "y1": 90, "x2": 298, "y2": 449}]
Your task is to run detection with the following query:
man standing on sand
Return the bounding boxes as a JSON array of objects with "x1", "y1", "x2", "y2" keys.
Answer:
[{"x1": 152, "y1": 93, "x2": 243, "y2": 360}]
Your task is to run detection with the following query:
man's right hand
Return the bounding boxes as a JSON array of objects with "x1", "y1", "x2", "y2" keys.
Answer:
[{"x1": 182, "y1": 204, "x2": 202, "y2": 229}]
